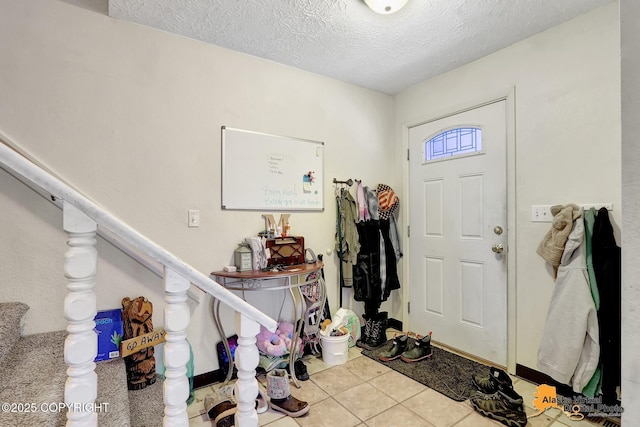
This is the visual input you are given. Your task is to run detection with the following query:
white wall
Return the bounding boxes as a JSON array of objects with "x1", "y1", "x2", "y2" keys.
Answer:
[
  {"x1": 0, "y1": 0, "x2": 624, "y2": 381},
  {"x1": 621, "y1": 0, "x2": 639, "y2": 422},
  {"x1": 0, "y1": 0, "x2": 394, "y2": 375},
  {"x1": 394, "y1": 2, "x2": 621, "y2": 371}
]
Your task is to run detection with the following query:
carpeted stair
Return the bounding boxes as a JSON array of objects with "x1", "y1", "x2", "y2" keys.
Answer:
[{"x1": 0, "y1": 302, "x2": 163, "y2": 427}]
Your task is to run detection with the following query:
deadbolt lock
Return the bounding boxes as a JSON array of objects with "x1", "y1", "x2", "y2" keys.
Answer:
[{"x1": 494, "y1": 225, "x2": 503, "y2": 235}]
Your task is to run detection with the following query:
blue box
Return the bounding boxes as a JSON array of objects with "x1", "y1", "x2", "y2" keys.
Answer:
[{"x1": 94, "y1": 309, "x2": 124, "y2": 362}]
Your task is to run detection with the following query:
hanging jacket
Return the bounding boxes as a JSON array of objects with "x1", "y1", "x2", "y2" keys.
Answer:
[
  {"x1": 592, "y1": 207, "x2": 621, "y2": 404},
  {"x1": 335, "y1": 189, "x2": 360, "y2": 286},
  {"x1": 379, "y1": 218, "x2": 400, "y2": 301},
  {"x1": 581, "y1": 207, "x2": 601, "y2": 398},
  {"x1": 389, "y1": 215, "x2": 403, "y2": 262},
  {"x1": 538, "y1": 209, "x2": 600, "y2": 392},
  {"x1": 353, "y1": 220, "x2": 381, "y2": 305}
]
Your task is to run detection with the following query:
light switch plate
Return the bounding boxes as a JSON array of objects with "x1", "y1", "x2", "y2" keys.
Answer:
[
  {"x1": 531, "y1": 205, "x2": 553, "y2": 222},
  {"x1": 188, "y1": 209, "x2": 200, "y2": 227}
]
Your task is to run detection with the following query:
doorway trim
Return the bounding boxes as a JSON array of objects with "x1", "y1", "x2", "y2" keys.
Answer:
[{"x1": 400, "y1": 87, "x2": 517, "y2": 372}]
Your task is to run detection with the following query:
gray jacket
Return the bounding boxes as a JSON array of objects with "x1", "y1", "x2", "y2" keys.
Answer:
[{"x1": 537, "y1": 208, "x2": 600, "y2": 392}]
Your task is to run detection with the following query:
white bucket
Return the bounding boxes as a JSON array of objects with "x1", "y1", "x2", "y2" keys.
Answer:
[{"x1": 320, "y1": 333, "x2": 350, "y2": 366}]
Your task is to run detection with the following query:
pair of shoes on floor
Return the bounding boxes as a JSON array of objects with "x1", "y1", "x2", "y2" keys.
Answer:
[
  {"x1": 469, "y1": 367, "x2": 527, "y2": 427},
  {"x1": 378, "y1": 332, "x2": 433, "y2": 363}
]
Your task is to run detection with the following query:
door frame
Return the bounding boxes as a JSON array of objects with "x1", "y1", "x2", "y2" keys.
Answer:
[{"x1": 401, "y1": 87, "x2": 517, "y2": 372}]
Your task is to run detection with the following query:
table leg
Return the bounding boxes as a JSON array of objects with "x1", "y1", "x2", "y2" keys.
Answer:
[{"x1": 288, "y1": 285, "x2": 299, "y2": 389}]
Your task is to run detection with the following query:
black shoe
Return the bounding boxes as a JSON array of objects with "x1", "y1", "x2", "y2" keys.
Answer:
[
  {"x1": 472, "y1": 367, "x2": 513, "y2": 394},
  {"x1": 294, "y1": 359, "x2": 309, "y2": 381}
]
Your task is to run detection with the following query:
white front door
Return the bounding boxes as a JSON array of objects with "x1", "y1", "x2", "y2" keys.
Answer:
[{"x1": 408, "y1": 100, "x2": 507, "y2": 366}]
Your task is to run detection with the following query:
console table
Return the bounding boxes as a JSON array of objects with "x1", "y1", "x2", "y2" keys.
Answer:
[{"x1": 211, "y1": 261, "x2": 326, "y2": 388}]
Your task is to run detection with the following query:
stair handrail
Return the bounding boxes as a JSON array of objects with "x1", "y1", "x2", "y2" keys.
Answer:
[
  {"x1": 0, "y1": 133, "x2": 277, "y2": 332},
  {"x1": 0, "y1": 138, "x2": 166, "y2": 281}
]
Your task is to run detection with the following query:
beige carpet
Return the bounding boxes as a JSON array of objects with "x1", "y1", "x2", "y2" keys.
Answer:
[
  {"x1": 128, "y1": 376, "x2": 164, "y2": 427},
  {"x1": 0, "y1": 303, "x2": 132, "y2": 426}
]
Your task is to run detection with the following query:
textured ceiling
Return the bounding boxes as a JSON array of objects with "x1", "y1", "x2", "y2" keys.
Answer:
[{"x1": 108, "y1": 0, "x2": 614, "y2": 94}]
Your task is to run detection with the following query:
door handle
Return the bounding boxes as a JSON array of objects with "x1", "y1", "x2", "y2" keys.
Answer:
[{"x1": 492, "y1": 244, "x2": 504, "y2": 254}]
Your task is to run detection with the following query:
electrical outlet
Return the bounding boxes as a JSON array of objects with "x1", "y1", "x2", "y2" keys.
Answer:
[
  {"x1": 531, "y1": 205, "x2": 553, "y2": 222},
  {"x1": 188, "y1": 210, "x2": 200, "y2": 227}
]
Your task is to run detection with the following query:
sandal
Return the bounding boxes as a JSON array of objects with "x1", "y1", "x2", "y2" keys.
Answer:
[
  {"x1": 204, "y1": 390, "x2": 236, "y2": 427},
  {"x1": 256, "y1": 389, "x2": 268, "y2": 414}
]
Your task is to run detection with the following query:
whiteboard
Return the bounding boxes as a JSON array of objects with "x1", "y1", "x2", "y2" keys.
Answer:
[{"x1": 221, "y1": 127, "x2": 324, "y2": 211}]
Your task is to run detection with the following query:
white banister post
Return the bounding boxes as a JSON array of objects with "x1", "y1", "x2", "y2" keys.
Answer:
[
  {"x1": 62, "y1": 201, "x2": 98, "y2": 427},
  {"x1": 234, "y1": 313, "x2": 260, "y2": 427},
  {"x1": 163, "y1": 267, "x2": 191, "y2": 426}
]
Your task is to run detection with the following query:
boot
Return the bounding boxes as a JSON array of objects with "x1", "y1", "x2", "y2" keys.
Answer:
[
  {"x1": 378, "y1": 333, "x2": 408, "y2": 362},
  {"x1": 266, "y1": 369, "x2": 310, "y2": 418},
  {"x1": 356, "y1": 314, "x2": 373, "y2": 349},
  {"x1": 362, "y1": 312, "x2": 388, "y2": 351},
  {"x1": 400, "y1": 332, "x2": 433, "y2": 362}
]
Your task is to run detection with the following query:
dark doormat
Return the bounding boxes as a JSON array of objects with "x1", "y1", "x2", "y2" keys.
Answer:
[{"x1": 361, "y1": 337, "x2": 492, "y2": 402}]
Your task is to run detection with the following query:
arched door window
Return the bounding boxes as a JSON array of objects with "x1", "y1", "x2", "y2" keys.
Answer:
[{"x1": 424, "y1": 127, "x2": 483, "y2": 162}]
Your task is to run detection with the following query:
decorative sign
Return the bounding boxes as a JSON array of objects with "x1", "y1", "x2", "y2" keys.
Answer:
[{"x1": 120, "y1": 329, "x2": 166, "y2": 358}]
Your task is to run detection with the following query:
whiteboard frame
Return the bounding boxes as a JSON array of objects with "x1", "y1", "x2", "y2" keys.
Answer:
[{"x1": 221, "y1": 127, "x2": 325, "y2": 211}]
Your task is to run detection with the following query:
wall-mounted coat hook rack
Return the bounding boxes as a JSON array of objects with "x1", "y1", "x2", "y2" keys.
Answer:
[{"x1": 333, "y1": 178, "x2": 354, "y2": 186}]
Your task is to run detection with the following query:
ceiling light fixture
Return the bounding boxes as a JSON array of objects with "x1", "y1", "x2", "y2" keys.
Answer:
[{"x1": 364, "y1": 0, "x2": 409, "y2": 14}]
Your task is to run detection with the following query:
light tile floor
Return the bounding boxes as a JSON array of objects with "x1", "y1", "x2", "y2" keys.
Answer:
[{"x1": 187, "y1": 333, "x2": 605, "y2": 427}]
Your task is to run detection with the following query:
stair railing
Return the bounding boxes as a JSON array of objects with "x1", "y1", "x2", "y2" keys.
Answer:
[{"x1": 0, "y1": 135, "x2": 277, "y2": 427}]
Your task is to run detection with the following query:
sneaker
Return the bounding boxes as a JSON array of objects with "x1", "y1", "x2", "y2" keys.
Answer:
[
  {"x1": 469, "y1": 386, "x2": 527, "y2": 427},
  {"x1": 400, "y1": 333, "x2": 432, "y2": 363},
  {"x1": 472, "y1": 367, "x2": 513, "y2": 394},
  {"x1": 378, "y1": 334, "x2": 408, "y2": 362}
]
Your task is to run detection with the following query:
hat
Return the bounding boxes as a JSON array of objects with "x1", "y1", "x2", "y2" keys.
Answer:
[
  {"x1": 536, "y1": 203, "x2": 581, "y2": 277},
  {"x1": 377, "y1": 184, "x2": 399, "y2": 220}
]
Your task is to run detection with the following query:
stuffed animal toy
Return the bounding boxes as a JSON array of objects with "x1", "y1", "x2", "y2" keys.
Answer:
[
  {"x1": 276, "y1": 321, "x2": 303, "y2": 355},
  {"x1": 320, "y1": 319, "x2": 332, "y2": 331},
  {"x1": 256, "y1": 325, "x2": 288, "y2": 357},
  {"x1": 276, "y1": 321, "x2": 294, "y2": 351}
]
